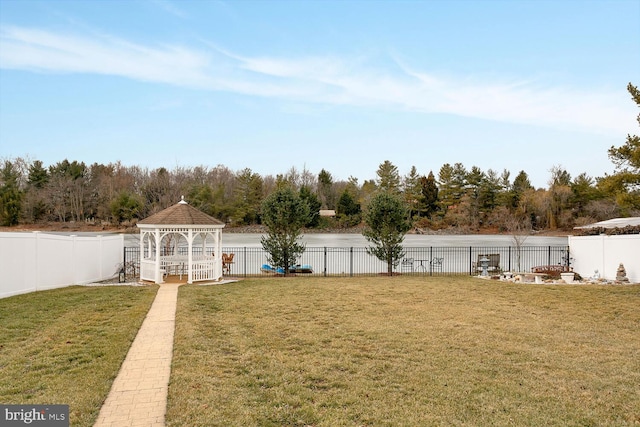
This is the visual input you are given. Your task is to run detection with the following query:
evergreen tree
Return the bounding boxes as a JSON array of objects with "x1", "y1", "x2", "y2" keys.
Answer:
[
  {"x1": 28, "y1": 160, "x2": 49, "y2": 188},
  {"x1": 109, "y1": 190, "x2": 142, "y2": 224},
  {"x1": 187, "y1": 183, "x2": 216, "y2": 216},
  {"x1": 299, "y1": 185, "x2": 322, "y2": 227},
  {"x1": 438, "y1": 162, "x2": 467, "y2": 211},
  {"x1": 419, "y1": 171, "x2": 439, "y2": 218},
  {"x1": 599, "y1": 82, "x2": 640, "y2": 214},
  {"x1": 376, "y1": 160, "x2": 401, "y2": 194},
  {"x1": 512, "y1": 170, "x2": 533, "y2": 208},
  {"x1": 548, "y1": 166, "x2": 572, "y2": 229},
  {"x1": 260, "y1": 186, "x2": 309, "y2": 275},
  {"x1": 402, "y1": 166, "x2": 421, "y2": 219},
  {"x1": 317, "y1": 169, "x2": 336, "y2": 209},
  {"x1": 570, "y1": 173, "x2": 601, "y2": 218},
  {"x1": 336, "y1": 190, "x2": 362, "y2": 227},
  {"x1": 0, "y1": 161, "x2": 23, "y2": 226},
  {"x1": 362, "y1": 192, "x2": 411, "y2": 275},
  {"x1": 233, "y1": 168, "x2": 263, "y2": 225}
]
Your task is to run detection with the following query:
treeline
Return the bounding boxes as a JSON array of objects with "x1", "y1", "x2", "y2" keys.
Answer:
[
  {"x1": 2, "y1": 84, "x2": 639, "y2": 232},
  {"x1": 0, "y1": 156, "x2": 637, "y2": 232}
]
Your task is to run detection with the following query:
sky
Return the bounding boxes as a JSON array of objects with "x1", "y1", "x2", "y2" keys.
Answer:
[{"x1": 0, "y1": 0, "x2": 639, "y2": 189}]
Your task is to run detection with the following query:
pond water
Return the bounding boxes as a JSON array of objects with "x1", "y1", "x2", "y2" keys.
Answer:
[
  {"x1": 219, "y1": 233, "x2": 568, "y2": 248},
  {"x1": 66, "y1": 231, "x2": 567, "y2": 249}
]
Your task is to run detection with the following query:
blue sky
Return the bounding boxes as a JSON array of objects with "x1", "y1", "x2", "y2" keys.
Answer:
[{"x1": 1, "y1": 0, "x2": 638, "y2": 189}]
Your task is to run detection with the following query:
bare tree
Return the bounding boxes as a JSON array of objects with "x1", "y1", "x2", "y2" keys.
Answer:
[{"x1": 506, "y1": 214, "x2": 531, "y2": 272}]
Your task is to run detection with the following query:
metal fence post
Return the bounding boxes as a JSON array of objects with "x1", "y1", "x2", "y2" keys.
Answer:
[
  {"x1": 324, "y1": 247, "x2": 327, "y2": 277},
  {"x1": 350, "y1": 247, "x2": 354, "y2": 277},
  {"x1": 429, "y1": 246, "x2": 433, "y2": 276}
]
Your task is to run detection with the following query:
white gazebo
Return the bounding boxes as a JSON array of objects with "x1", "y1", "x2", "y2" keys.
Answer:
[{"x1": 137, "y1": 197, "x2": 225, "y2": 284}]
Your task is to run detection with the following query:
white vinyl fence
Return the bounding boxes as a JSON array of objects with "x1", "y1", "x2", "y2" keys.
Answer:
[
  {"x1": 569, "y1": 234, "x2": 640, "y2": 283},
  {"x1": 0, "y1": 232, "x2": 125, "y2": 299}
]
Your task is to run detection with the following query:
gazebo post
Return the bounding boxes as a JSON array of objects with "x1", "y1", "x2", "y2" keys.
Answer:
[
  {"x1": 187, "y1": 228, "x2": 193, "y2": 284},
  {"x1": 155, "y1": 228, "x2": 162, "y2": 284}
]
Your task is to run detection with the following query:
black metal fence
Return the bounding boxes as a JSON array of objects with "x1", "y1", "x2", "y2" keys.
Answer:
[{"x1": 124, "y1": 245, "x2": 570, "y2": 279}]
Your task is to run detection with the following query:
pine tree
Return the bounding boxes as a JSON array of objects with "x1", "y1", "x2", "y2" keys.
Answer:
[
  {"x1": 260, "y1": 186, "x2": 309, "y2": 274},
  {"x1": 362, "y1": 192, "x2": 411, "y2": 275}
]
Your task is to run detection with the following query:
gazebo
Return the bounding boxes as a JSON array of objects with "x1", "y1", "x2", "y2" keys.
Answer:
[{"x1": 137, "y1": 197, "x2": 225, "y2": 284}]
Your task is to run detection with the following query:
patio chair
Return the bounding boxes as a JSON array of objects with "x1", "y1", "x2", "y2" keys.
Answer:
[
  {"x1": 431, "y1": 257, "x2": 444, "y2": 271},
  {"x1": 401, "y1": 257, "x2": 414, "y2": 272},
  {"x1": 222, "y1": 253, "x2": 235, "y2": 275}
]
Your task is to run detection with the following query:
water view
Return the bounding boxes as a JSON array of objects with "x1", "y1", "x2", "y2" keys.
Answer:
[{"x1": 219, "y1": 233, "x2": 568, "y2": 248}]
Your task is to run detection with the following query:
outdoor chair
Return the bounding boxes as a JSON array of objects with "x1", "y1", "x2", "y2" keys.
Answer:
[
  {"x1": 222, "y1": 253, "x2": 235, "y2": 275},
  {"x1": 401, "y1": 257, "x2": 414, "y2": 272},
  {"x1": 431, "y1": 257, "x2": 444, "y2": 271}
]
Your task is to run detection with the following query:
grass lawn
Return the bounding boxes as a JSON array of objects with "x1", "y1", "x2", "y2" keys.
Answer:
[
  {"x1": 168, "y1": 276, "x2": 640, "y2": 427},
  {"x1": 0, "y1": 285, "x2": 158, "y2": 427}
]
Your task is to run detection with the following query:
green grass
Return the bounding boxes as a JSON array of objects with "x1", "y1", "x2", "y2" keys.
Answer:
[
  {"x1": 0, "y1": 285, "x2": 158, "y2": 427},
  {"x1": 168, "y1": 277, "x2": 640, "y2": 426}
]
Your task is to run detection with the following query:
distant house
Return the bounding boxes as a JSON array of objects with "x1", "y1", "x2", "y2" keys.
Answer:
[{"x1": 319, "y1": 210, "x2": 336, "y2": 217}]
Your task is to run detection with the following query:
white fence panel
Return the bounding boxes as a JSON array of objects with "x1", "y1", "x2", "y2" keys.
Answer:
[
  {"x1": 1, "y1": 233, "x2": 38, "y2": 296},
  {"x1": 570, "y1": 234, "x2": 640, "y2": 283},
  {"x1": 38, "y1": 233, "x2": 75, "y2": 290},
  {"x1": 0, "y1": 232, "x2": 125, "y2": 299}
]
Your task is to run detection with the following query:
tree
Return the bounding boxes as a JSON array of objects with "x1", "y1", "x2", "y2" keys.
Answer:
[
  {"x1": 609, "y1": 83, "x2": 640, "y2": 173},
  {"x1": 28, "y1": 160, "x2": 49, "y2": 188},
  {"x1": 260, "y1": 186, "x2": 309, "y2": 275},
  {"x1": 187, "y1": 183, "x2": 216, "y2": 216},
  {"x1": 232, "y1": 168, "x2": 263, "y2": 225},
  {"x1": 109, "y1": 190, "x2": 142, "y2": 224},
  {"x1": 376, "y1": 160, "x2": 401, "y2": 194},
  {"x1": 464, "y1": 165, "x2": 486, "y2": 226},
  {"x1": 505, "y1": 211, "x2": 531, "y2": 272},
  {"x1": 599, "y1": 82, "x2": 640, "y2": 214},
  {"x1": 547, "y1": 165, "x2": 572, "y2": 229},
  {"x1": 141, "y1": 167, "x2": 174, "y2": 214},
  {"x1": 362, "y1": 192, "x2": 411, "y2": 275},
  {"x1": 299, "y1": 185, "x2": 321, "y2": 227},
  {"x1": 0, "y1": 160, "x2": 23, "y2": 226},
  {"x1": 336, "y1": 190, "x2": 361, "y2": 227},
  {"x1": 438, "y1": 162, "x2": 467, "y2": 213},
  {"x1": 47, "y1": 159, "x2": 88, "y2": 222},
  {"x1": 317, "y1": 169, "x2": 336, "y2": 209},
  {"x1": 402, "y1": 166, "x2": 421, "y2": 219},
  {"x1": 570, "y1": 173, "x2": 601, "y2": 219},
  {"x1": 24, "y1": 160, "x2": 49, "y2": 222},
  {"x1": 512, "y1": 170, "x2": 533, "y2": 208},
  {"x1": 419, "y1": 171, "x2": 439, "y2": 218}
]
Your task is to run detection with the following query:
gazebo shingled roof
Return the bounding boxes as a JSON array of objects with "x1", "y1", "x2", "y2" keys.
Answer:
[{"x1": 138, "y1": 199, "x2": 224, "y2": 226}]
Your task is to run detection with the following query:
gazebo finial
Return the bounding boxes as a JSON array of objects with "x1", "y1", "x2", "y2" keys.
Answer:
[{"x1": 179, "y1": 195, "x2": 187, "y2": 205}]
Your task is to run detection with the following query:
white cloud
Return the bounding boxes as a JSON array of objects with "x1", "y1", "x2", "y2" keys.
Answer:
[
  {"x1": 149, "y1": 0, "x2": 188, "y2": 19},
  {"x1": 0, "y1": 25, "x2": 634, "y2": 135}
]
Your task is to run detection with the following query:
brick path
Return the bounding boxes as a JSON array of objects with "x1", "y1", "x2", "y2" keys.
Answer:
[{"x1": 94, "y1": 283, "x2": 180, "y2": 427}]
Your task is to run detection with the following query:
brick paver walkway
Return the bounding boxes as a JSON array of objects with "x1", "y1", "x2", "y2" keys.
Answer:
[{"x1": 94, "y1": 283, "x2": 180, "y2": 427}]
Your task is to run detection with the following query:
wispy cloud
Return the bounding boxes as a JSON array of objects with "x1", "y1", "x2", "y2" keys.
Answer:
[
  {"x1": 0, "y1": 25, "x2": 633, "y2": 134},
  {"x1": 149, "y1": 0, "x2": 188, "y2": 19}
]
